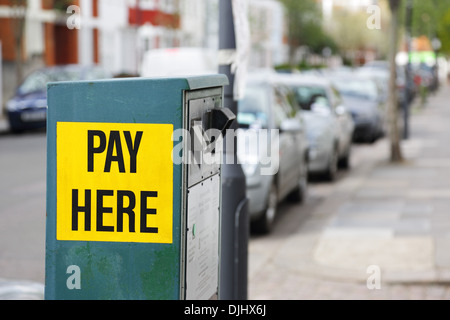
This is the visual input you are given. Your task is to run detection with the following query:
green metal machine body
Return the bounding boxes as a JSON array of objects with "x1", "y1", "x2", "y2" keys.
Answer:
[{"x1": 45, "y1": 75, "x2": 229, "y2": 299}]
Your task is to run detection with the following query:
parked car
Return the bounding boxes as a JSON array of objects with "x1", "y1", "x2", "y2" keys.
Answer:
[
  {"x1": 237, "y1": 75, "x2": 309, "y2": 234},
  {"x1": 6, "y1": 64, "x2": 112, "y2": 133},
  {"x1": 413, "y1": 62, "x2": 435, "y2": 92},
  {"x1": 356, "y1": 67, "x2": 389, "y2": 104},
  {"x1": 140, "y1": 47, "x2": 217, "y2": 77},
  {"x1": 358, "y1": 63, "x2": 416, "y2": 107},
  {"x1": 275, "y1": 74, "x2": 354, "y2": 180},
  {"x1": 330, "y1": 74, "x2": 386, "y2": 143}
]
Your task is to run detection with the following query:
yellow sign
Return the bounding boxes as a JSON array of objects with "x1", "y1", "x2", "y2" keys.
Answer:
[{"x1": 56, "y1": 122, "x2": 174, "y2": 243}]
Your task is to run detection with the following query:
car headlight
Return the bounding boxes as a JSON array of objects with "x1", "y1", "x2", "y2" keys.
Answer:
[
  {"x1": 6, "y1": 100, "x2": 19, "y2": 111},
  {"x1": 6, "y1": 98, "x2": 47, "y2": 111},
  {"x1": 309, "y1": 147, "x2": 318, "y2": 160},
  {"x1": 34, "y1": 99, "x2": 48, "y2": 108},
  {"x1": 238, "y1": 153, "x2": 260, "y2": 177},
  {"x1": 241, "y1": 162, "x2": 259, "y2": 177}
]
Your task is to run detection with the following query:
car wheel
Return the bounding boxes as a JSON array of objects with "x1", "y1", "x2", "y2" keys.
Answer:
[
  {"x1": 252, "y1": 181, "x2": 278, "y2": 234},
  {"x1": 368, "y1": 133, "x2": 377, "y2": 144},
  {"x1": 8, "y1": 122, "x2": 24, "y2": 134},
  {"x1": 338, "y1": 144, "x2": 351, "y2": 169},
  {"x1": 325, "y1": 146, "x2": 338, "y2": 181},
  {"x1": 288, "y1": 156, "x2": 308, "y2": 203}
]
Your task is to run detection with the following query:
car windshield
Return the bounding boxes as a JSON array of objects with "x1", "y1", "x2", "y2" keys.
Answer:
[
  {"x1": 293, "y1": 85, "x2": 328, "y2": 110},
  {"x1": 18, "y1": 68, "x2": 82, "y2": 95},
  {"x1": 332, "y1": 78, "x2": 378, "y2": 101},
  {"x1": 238, "y1": 84, "x2": 269, "y2": 128}
]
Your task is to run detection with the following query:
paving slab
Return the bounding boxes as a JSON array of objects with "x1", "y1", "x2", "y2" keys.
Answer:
[{"x1": 249, "y1": 84, "x2": 450, "y2": 299}]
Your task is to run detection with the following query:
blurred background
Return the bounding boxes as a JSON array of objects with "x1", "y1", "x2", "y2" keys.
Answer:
[
  {"x1": 1, "y1": 0, "x2": 450, "y2": 300},
  {"x1": 0, "y1": 0, "x2": 448, "y2": 109}
]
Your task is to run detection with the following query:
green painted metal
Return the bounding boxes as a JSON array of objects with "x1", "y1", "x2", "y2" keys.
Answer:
[{"x1": 45, "y1": 75, "x2": 228, "y2": 300}]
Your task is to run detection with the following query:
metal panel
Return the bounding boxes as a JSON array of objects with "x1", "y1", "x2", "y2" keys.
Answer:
[
  {"x1": 185, "y1": 174, "x2": 221, "y2": 300},
  {"x1": 46, "y1": 78, "x2": 185, "y2": 299},
  {"x1": 186, "y1": 93, "x2": 222, "y2": 188}
]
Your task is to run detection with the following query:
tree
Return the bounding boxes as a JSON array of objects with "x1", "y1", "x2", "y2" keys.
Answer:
[
  {"x1": 279, "y1": 0, "x2": 330, "y2": 66},
  {"x1": 388, "y1": 0, "x2": 403, "y2": 162},
  {"x1": 403, "y1": 0, "x2": 450, "y2": 56},
  {"x1": 437, "y1": 9, "x2": 450, "y2": 55},
  {"x1": 327, "y1": 1, "x2": 391, "y2": 65},
  {"x1": 429, "y1": 0, "x2": 450, "y2": 56}
]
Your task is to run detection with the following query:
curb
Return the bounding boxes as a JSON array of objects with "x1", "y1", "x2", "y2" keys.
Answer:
[{"x1": 0, "y1": 115, "x2": 9, "y2": 134}]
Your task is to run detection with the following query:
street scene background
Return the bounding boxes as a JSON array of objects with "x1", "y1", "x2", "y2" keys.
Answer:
[{"x1": 1, "y1": 0, "x2": 450, "y2": 299}]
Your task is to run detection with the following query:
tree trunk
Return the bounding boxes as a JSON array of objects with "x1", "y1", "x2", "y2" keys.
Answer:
[{"x1": 388, "y1": 0, "x2": 403, "y2": 162}]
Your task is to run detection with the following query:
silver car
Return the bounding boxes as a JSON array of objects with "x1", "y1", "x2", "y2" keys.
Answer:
[
  {"x1": 237, "y1": 76, "x2": 309, "y2": 234},
  {"x1": 275, "y1": 74, "x2": 354, "y2": 180},
  {"x1": 330, "y1": 73, "x2": 386, "y2": 143}
]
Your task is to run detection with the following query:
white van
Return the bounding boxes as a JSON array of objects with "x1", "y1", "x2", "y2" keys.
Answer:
[{"x1": 140, "y1": 47, "x2": 218, "y2": 77}]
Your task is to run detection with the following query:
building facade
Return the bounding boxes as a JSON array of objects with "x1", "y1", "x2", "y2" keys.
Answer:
[
  {"x1": 0, "y1": 0, "x2": 181, "y2": 75},
  {"x1": 0, "y1": 0, "x2": 289, "y2": 77}
]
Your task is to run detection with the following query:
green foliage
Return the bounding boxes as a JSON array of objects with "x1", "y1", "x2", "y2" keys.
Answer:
[
  {"x1": 434, "y1": 1, "x2": 450, "y2": 55},
  {"x1": 53, "y1": 0, "x2": 75, "y2": 11},
  {"x1": 437, "y1": 9, "x2": 450, "y2": 54},
  {"x1": 305, "y1": 24, "x2": 339, "y2": 55},
  {"x1": 279, "y1": 0, "x2": 338, "y2": 64},
  {"x1": 411, "y1": 0, "x2": 438, "y2": 39},
  {"x1": 328, "y1": 8, "x2": 389, "y2": 60},
  {"x1": 409, "y1": 0, "x2": 450, "y2": 55}
]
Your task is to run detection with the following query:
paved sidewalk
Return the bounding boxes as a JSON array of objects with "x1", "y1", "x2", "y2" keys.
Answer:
[{"x1": 249, "y1": 83, "x2": 450, "y2": 299}]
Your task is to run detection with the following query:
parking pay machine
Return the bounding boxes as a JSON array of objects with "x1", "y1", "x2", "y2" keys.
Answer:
[{"x1": 45, "y1": 75, "x2": 233, "y2": 299}]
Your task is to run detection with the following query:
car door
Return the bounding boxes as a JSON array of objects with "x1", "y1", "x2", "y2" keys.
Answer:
[
  {"x1": 272, "y1": 85, "x2": 302, "y2": 199},
  {"x1": 330, "y1": 86, "x2": 353, "y2": 157},
  {"x1": 312, "y1": 87, "x2": 337, "y2": 163}
]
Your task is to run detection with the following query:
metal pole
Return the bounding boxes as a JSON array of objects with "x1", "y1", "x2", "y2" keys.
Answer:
[
  {"x1": 403, "y1": 0, "x2": 412, "y2": 140},
  {"x1": 0, "y1": 41, "x2": 3, "y2": 119},
  {"x1": 218, "y1": 0, "x2": 248, "y2": 300},
  {"x1": 388, "y1": 0, "x2": 403, "y2": 161}
]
